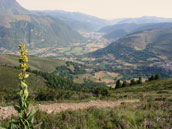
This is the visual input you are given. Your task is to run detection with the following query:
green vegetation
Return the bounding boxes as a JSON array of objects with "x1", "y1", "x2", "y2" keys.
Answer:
[
  {"x1": 1, "y1": 0, "x2": 172, "y2": 128},
  {"x1": 9, "y1": 44, "x2": 38, "y2": 129},
  {"x1": 115, "y1": 79, "x2": 122, "y2": 89},
  {"x1": 148, "y1": 73, "x2": 161, "y2": 81},
  {"x1": 54, "y1": 61, "x2": 87, "y2": 80},
  {"x1": 87, "y1": 28, "x2": 172, "y2": 80},
  {"x1": 1, "y1": 77, "x2": 172, "y2": 128},
  {"x1": 0, "y1": 65, "x2": 47, "y2": 90},
  {"x1": 29, "y1": 69, "x2": 79, "y2": 90},
  {"x1": 1, "y1": 101, "x2": 172, "y2": 129},
  {"x1": 0, "y1": 55, "x2": 66, "y2": 72},
  {"x1": 122, "y1": 81, "x2": 129, "y2": 87},
  {"x1": 0, "y1": 55, "x2": 88, "y2": 82}
]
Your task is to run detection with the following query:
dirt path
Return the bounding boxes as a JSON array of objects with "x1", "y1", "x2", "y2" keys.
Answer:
[{"x1": 0, "y1": 99, "x2": 139, "y2": 119}]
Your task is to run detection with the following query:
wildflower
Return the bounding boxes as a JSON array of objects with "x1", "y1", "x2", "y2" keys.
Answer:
[
  {"x1": 20, "y1": 63, "x2": 27, "y2": 70},
  {"x1": 19, "y1": 55, "x2": 28, "y2": 63},
  {"x1": 9, "y1": 43, "x2": 38, "y2": 128},
  {"x1": 20, "y1": 49, "x2": 27, "y2": 55},
  {"x1": 18, "y1": 73, "x2": 24, "y2": 80},
  {"x1": 19, "y1": 44, "x2": 25, "y2": 50}
]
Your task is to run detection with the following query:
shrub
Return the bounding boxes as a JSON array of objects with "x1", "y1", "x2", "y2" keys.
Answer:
[
  {"x1": 116, "y1": 79, "x2": 122, "y2": 89},
  {"x1": 92, "y1": 86, "x2": 110, "y2": 97}
]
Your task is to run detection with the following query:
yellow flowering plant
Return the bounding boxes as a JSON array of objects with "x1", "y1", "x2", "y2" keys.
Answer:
[{"x1": 9, "y1": 44, "x2": 40, "y2": 129}]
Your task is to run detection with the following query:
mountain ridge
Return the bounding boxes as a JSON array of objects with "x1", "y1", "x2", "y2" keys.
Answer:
[
  {"x1": 92, "y1": 28, "x2": 172, "y2": 61},
  {"x1": 35, "y1": 10, "x2": 109, "y2": 32},
  {"x1": 99, "y1": 22, "x2": 172, "y2": 39},
  {"x1": 0, "y1": 0, "x2": 29, "y2": 14},
  {"x1": 0, "y1": 0, "x2": 83, "y2": 52}
]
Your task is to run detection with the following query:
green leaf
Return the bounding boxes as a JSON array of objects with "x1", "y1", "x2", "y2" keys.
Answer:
[
  {"x1": 27, "y1": 109, "x2": 37, "y2": 122},
  {"x1": 24, "y1": 89, "x2": 29, "y2": 98},
  {"x1": 19, "y1": 90, "x2": 23, "y2": 97},
  {"x1": 21, "y1": 81, "x2": 28, "y2": 88},
  {"x1": 34, "y1": 122, "x2": 42, "y2": 128}
]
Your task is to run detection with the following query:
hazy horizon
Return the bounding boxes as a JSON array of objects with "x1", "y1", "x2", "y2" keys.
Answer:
[{"x1": 17, "y1": 0, "x2": 172, "y2": 20}]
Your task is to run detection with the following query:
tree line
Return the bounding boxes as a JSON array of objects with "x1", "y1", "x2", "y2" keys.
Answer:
[{"x1": 115, "y1": 73, "x2": 161, "y2": 89}]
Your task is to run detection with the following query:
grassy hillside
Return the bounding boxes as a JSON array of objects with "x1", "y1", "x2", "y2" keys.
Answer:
[
  {"x1": 114, "y1": 78, "x2": 172, "y2": 97},
  {"x1": 93, "y1": 29, "x2": 172, "y2": 61},
  {"x1": 0, "y1": 55, "x2": 122, "y2": 84},
  {"x1": 1, "y1": 77, "x2": 172, "y2": 128},
  {"x1": 0, "y1": 54, "x2": 66, "y2": 72},
  {"x1": 0, "y1": 65, "x2": 47, "y2": 90},
  {"x1": 85, "y1": 29, "x2": 172, "y2": 79},
  {"x1": 0, "y1": 14, "x2": 82, "y2": 51}
]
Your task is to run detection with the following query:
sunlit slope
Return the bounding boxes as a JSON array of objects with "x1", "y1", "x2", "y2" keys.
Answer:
[{"x1": 0, "y1": 65, "x2": 47, "y2": 90}]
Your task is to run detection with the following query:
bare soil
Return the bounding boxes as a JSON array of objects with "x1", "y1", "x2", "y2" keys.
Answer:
[{"x1": 0, "y1": 99, "x2": 139, "y2": 119}]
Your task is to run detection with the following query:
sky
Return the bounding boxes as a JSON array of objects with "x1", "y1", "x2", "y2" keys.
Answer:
[{"x1": 16, "y1": 0, "x2": 172, "y2": 19}]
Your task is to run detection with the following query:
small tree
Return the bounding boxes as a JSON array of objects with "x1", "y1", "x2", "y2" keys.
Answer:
[
  {"x1": 155, "y1": 73, "x2": 161, "y2": 80},
  {"x1": 122, "y1": 81, "x2": 128, "y2": 87},
  {"x1": 93, "y1": 86, "x2": 110, "y2": 97},
  {"x1": 9, "y1": 44, "x2": 40, "y2": 129},
  {"x1": 137, "y1": 77, "x2": 142, "y2": 84},
  {"x1": 116, "y1": 79, "x2": 122, "y2": 89},
  {"x1": 130, "y1": 79, "x2": 136, "y2": 86},
  {"x1": 148, "y1": 74, "x2": 155, "y2": 81}
]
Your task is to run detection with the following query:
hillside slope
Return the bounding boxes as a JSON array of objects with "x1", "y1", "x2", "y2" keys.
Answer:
[
  {"x1": 0, "y1": 0, "x2": 29, "y2": 15},
  {"x1": 0, "y1": 55, "x2": 98, "y2": 84},
  {"x1": 92, "y1": 29, "x2": 172, "y2": 61},
  {"x1": 86, "y1": 29, "x2": 172, "y2": 79},
  {"x1": 117, "y1": 16, "x2": 172, "y2": 24},
  {"x1": 0, "y1": 14, "x2": 82, "y2": 50},
  {"x1": 0, "y1": 0, "x2": 82, "y2": 53},
  {"x1": 99, "y1": 23, "x2": 172, "y2": 39},
  {"x1": 0, "y1": 55, "x2": 66, "y2": 72},
  {"x1": 35, "y1": 10, "x2": 109, "y2": 32},
  {"x1": 0, "y1": 65, "x2": 47, "y2": 90}
]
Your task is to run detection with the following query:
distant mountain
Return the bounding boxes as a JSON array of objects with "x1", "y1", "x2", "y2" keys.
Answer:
[
  {"x1": 104, "y1": 29, "x2": 128, "y2": 39},
  {"x1": 99, "y1": 22, "x2": 172, "y2": 39},
  {"x1": 0, "y1": 15, "x2": 82, "y2": 50},
  {"x1": 99, "y1": 23, "x2": 139, "y2": 39},
  {"x1": 87, "y1": 28, "x2": 172, "y2": 78},
  {"x1": 116, "y1": 16, "x2": 172, "y2": 24},
  {"x1": 0, "y1": 0, "x2": 82, "y2": 52},
  {"x1": 99, "y1": 23, "x2": 145, "y2": 33},
  {"x1": 0, "y1": 0, "x2": 29, "y2": 14},
  {"x1": 35, "y1": 10, "x2": 109, "y2": 32},
  {"x1": 91, "y1": 28, "x2": 172, "y2": 61}
]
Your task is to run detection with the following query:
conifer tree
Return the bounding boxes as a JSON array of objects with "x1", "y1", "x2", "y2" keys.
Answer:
[
  {"x1": 130, "y1": 79, "x2": 136, "y2": 86},
  {"x1": 155, "y1": 73, "x2": 161, "y2": 80},
  {"x1": 137, "y1": 77, "x2": 142, "y2": 84},
  {"x1": 116, "y1": 79, "x2": 122, "y2": 89},
  {"x1": 122, "y1": 81, "x2": 128, "y2": 87}
]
